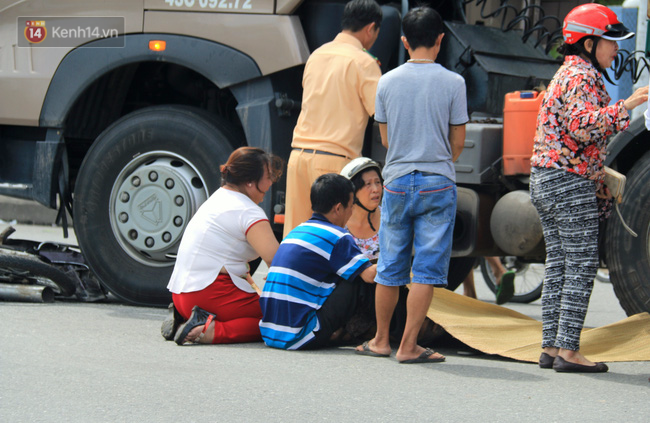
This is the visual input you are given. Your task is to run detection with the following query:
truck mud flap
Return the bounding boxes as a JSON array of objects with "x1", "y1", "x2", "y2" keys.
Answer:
[{"x1": 453, "y1": 187, "x2": 479, "y2": 257}]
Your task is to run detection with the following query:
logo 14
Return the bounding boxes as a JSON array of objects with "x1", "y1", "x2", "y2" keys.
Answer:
[{"x1": 25, "y1": 20, "x2": 47, "y2": 43}]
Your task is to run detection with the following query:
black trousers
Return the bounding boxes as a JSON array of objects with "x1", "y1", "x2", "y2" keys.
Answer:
[
  {"x1": 301, "y1": 277, "x2": 409, "y2": 350},
  {"x1": 301, "y1": 276, "x2": 362, "y2": 350}
]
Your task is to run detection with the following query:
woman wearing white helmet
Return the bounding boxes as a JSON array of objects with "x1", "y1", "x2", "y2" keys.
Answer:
[
  {"x1": 530, "y1": 3, "x2": 648, "y2": 373},
  {"x1": 338, "y1": 158, "x2": 386, "y2": 340},
  {"x1": 340, "y1": 157, "x2": 383, "y2": 260}
]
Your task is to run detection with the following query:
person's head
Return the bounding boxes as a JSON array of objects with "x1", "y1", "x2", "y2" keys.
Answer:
[
  {"x1": 340, "y1": 157, "x2": 383, "y2": 211},
  {"x1": 310, "y1": 173, "x2": 355, "y2": 226},
  {"x1": 401, "y1": 6, "x2": 444, "y2": 51},
  {"x1": 341, "y1": 0, "x2": 382, "y2": 50},
  {"x1": 559, "y1": 3, "x2": 633, "y2": 70},
  {"x1": 220, "y1": 147, "x2": 284, "y2": 204}
]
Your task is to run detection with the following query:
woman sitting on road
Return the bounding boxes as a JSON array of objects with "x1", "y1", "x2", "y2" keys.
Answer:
[
  {"x1": 339, "y1": 158, "x2": 391, "y2": 341},
  {"x1": 163, "y1": 147, "x2": 283, "y2": 345},
  {"x1": 340, "y1": 158, "x2": 383, "y2": 263}
]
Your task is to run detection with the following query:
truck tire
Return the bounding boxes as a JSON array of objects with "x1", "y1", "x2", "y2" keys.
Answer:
[
  {"x1": 73, "y1": 106, "x2": 235, "y2": 306},
  {"x1": 0, "y1": 251, "x2": 77, "y2": 296},
  {"x1": 605, "y1": 150, "x2": 650, "y2": 315}
]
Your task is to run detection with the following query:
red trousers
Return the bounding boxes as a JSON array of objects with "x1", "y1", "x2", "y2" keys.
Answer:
[{"x1": 172, "y1": 274, "x2": 262, "y2": 344}]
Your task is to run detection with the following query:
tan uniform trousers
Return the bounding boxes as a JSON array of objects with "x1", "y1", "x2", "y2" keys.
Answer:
[{"x1": 283, "y1": 149, "x2": 350, "y2": 238}]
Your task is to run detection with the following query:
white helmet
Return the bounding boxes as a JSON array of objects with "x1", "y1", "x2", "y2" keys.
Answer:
[{"x1": 340, "y1": 157, "x2": 382, "y2": 181}]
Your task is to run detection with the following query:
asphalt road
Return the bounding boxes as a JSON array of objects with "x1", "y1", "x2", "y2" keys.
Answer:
[{"x1": 1, "y1": 223, "x2": 648, "y2": 422}]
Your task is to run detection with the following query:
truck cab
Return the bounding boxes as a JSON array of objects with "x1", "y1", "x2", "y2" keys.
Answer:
[{"x1": 1, "y1": 0, "x2": 648, "y2": 315}]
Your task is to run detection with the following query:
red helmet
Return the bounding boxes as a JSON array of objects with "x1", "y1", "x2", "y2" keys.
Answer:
[{"x1": 563, "y1": 3, "x2": 634, "y2": 45}]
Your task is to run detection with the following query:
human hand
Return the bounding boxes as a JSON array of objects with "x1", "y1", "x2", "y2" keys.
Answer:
[
  {"x1": 360, "y1": 264, "x2": 377, "y2": 284},
  {"x1": 623, "y1": 85, "x2": 649, "y2": 111},
  {"x1": 596, "y1": 185, "x2": 612, "y2": 200},
  {"x1": 245, "y1": 273, "x2": 262, "y2": 295}
]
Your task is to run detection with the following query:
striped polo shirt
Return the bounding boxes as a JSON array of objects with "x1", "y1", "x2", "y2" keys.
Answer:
[{"x1": 259, "y1": 214, "x2": 370, "y2": 350}]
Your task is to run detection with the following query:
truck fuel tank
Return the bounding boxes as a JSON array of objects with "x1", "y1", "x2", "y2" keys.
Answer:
[{"x1": 490, "y1": 190, "x2": 544, "y2": 256}]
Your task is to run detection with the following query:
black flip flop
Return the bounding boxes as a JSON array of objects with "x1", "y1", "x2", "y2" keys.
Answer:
[
  {"x1": 355, "y1": 341, "x2": 390, "y2": 357},
  {"x1": 399, "y1": 348, "x2": 445, "y2": 364}
]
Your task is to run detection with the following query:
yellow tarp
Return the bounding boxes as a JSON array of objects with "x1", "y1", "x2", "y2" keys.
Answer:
[{"x1": 427, "y1": 287, "x2": 650, "y2": 363}]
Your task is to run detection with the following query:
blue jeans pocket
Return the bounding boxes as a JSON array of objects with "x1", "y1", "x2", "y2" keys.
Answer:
[
  {"x1": 417, "y1": 184, "x2": 456, "y2": 225},
  {"x1": 382, "y1": 185, "x2": 407, "y2": 225}
]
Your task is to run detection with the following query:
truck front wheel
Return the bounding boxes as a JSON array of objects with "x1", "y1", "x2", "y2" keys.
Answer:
[
  {"x1": 605, "y1": 150, "x2": 650, "y2": 315},
  {"x1": 73, "y1": 106, "x2": 235, "y2": 306}
]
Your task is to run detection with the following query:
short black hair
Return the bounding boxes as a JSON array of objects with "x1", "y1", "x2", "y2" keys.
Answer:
[
  {"x1": 556, "y1": 36, "x2": 592, "y2": 57},
  {"x1": 402, "y1": 6, "x2": 444, "y2": 50},
  {"x1": 311, "y1": 173, "x2": 355, "y2": 214},
  {"x1": 341, "y1": 0, "x2": 382, "y2": 32},
  {"x1": 350, "y1": 167, "x2": 383, "y2": 193}
]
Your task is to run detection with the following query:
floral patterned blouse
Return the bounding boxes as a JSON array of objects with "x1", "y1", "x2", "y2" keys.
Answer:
[
  {"x1": 347, "y1": 207, "x2": 381, "y2": 261},
  {"x1": 531, "y1": 55, "x2": 630, "y2": 186},
  {"x1": 351, "y1": 231, "x2": 379, "y2": 262}
]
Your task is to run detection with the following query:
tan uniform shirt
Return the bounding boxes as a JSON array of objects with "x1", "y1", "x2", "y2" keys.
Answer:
[{"x1": 291, "y1": 33, "x2": 381, "y2": 158}]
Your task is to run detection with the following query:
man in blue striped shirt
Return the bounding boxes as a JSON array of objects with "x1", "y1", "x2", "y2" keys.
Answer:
[{"x1": 260, "y1": 174, "x2": 377, "y2": 350}]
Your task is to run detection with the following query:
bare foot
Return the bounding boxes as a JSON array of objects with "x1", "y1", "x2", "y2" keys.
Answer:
[
  {"x1": 355, "y1": 338, "x2": 391, "y2": 356},
  {"x1": 543, "y1": 346, "x2": 559, "y2": 358},
  {"x1": 183, "y1": 322, "x2": 214, "y2": 344},
  {"x1": 396, "y1": 345, "x2": 445, "y2": 363},
  {"x1": 559, "y1": 349, "x2": 597, "y2": 366}
]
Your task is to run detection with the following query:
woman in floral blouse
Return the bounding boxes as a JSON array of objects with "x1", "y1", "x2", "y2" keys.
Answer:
[
  {"x1": 340, "y1": 157, "x2": 383, "y2": 262},
  {"x1": 530, "y1": 4, "x2": 648, "y2": 373}
]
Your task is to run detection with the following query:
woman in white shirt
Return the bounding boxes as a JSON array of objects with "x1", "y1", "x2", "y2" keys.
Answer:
[{"x1": 166, "y1": 147, "x2": 283, "y2": 345}]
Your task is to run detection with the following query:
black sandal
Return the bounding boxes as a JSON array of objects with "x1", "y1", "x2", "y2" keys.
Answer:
[
  {"x1": 161, "y1": 302, "x2": 184, "y2": 341},
  {"x1": 174, "y1": 306, "x2": 216, "y2": 345}
]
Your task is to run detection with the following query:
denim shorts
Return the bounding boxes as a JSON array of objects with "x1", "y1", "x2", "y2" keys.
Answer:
[{"x1": 376, "y1": 171, "x2": 456, "y2": 287}]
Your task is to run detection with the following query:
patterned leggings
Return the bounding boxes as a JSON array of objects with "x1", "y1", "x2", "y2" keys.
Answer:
[{"x1": 530, "y1": 167, "x2": 599, "y2": 351}]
